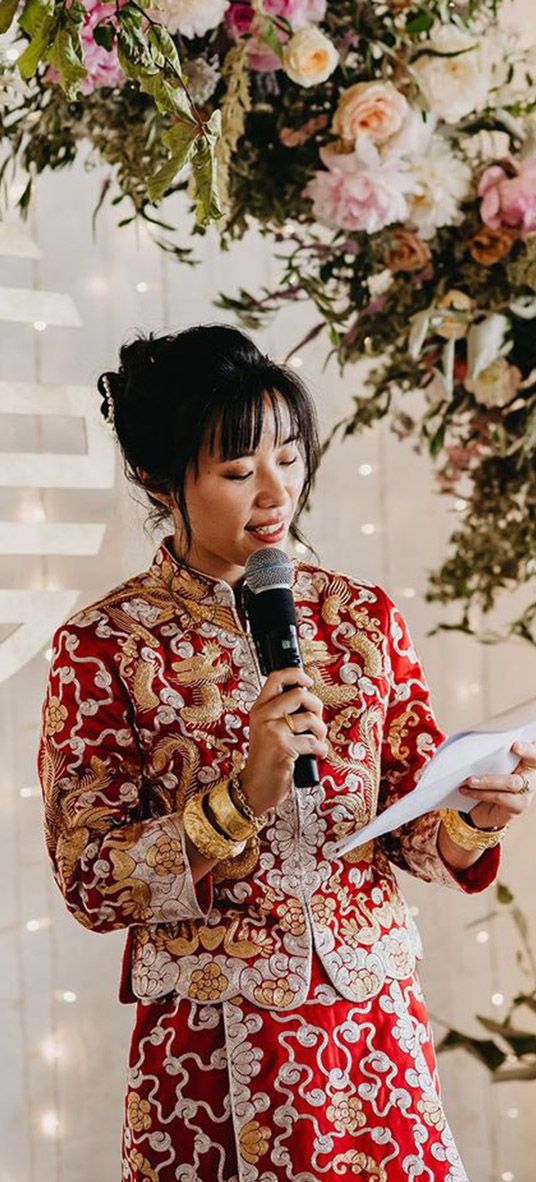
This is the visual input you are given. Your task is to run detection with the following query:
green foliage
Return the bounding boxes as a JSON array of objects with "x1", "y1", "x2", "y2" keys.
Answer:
[{"x1": 437, "y1": 883, "x2": 536, "y2": 1083}]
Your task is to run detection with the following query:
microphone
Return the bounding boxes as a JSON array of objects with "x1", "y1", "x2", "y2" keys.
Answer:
[{"x1": 242, "y1": 547, "x2": 320, "y2": 789}]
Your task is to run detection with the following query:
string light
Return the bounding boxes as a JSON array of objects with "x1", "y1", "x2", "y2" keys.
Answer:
[
  {"x1": 45, "y1": 648, "x2": 53, "y2": 662},
  {"x1": 401, "y1": 587, "x2": 416, "y2": 599},
  {"x1": 26, "y1": 917, "x2": 52, "y2": 932},
  {"x1": 501, "y1": 1172, "x2": 514, "y2": 1181},
  {"x1": 361, "y1": 523, "x2": 375, "y2": 535},
  {"x1": 33, "y1": 320, "x2": 47, "y2": 332},
  {"x1": 491, "y1": 992, "x2": 505, "y2": 1007},
  {"x1": 40, "y1": 1110, "x2": 61, "y2": 1138},
  {"x1": 358, "y1": 463, "x2": 373, "y2": 476},
  {"x1": 409, "y1": 905, "x2": 419, "y2": 917},
  {"x1": 505, "y1": 1108, "x2": 518, "y2": 1120},
  {"x1": 41, "y1": 1035, "x2": 63, "y2": 1064},
  {"x1": 476, "y1": 930, "x2": 490, "y2": 944},
  {"x1": 55, "y1": 990, "x2": 77, "y2": 1004},
  {"x1": 293, "y1": 541, "x2": 307, "y2": 555},
  {"x1": 454, "y1": 498, "x2": 466, "y2": 512},
  {"x1": 19, "y1": 786, "x2": 40, "y2": 799},
  {"x1": 289, "y1": 355, "x2": 303, "y2": 369},
  {"x1": 135, "y1": 281, "x2": 148, "y2": 293}
]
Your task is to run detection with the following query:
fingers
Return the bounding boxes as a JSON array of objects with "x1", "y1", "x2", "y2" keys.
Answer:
[
  {"x1": 254, "y1": 668, "x2": 313, "y2": 706},
  {"x1": 460, "y1": 788, "x2": 532, "y2": 814},
  {"x1": 283, "y1": 709, "x2": 327, "y2": 741},
  {"x1": 462, "y1": 773, "x2": 534, "y2": 793},
  {"x1": 512, "y1": 740, "x2": 536, "y2": 768},
  {"x1": 290, "y1": 733, "x2": 330, "y2": 760}
]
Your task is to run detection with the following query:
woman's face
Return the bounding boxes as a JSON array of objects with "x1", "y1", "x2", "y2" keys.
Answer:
[{"x1": 171, "y1": 393, "x2": 306, "y2": 586}]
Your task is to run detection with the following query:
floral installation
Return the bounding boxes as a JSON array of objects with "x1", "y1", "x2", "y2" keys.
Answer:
[{"x1": 0, "y1": 0, "x2": 535, "y2": 641}]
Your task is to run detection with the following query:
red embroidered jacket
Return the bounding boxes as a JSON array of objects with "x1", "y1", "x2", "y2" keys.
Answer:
[{"x1": 38, "y1": 537, "x2": 499, "y2": 1009}]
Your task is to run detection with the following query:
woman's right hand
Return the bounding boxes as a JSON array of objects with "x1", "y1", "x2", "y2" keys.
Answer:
[{"x1": 239, "y1": 668, "x2": 329, "y2": 818}]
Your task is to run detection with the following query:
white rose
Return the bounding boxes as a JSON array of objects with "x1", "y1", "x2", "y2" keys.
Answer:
[
  {"x1": 283, "y1": 25, "x2": 339, "y2": 88},
  {"x1": 407, "y1": 137, "x2": 472, "y2": 239},
  {"x1": 466, "y1": 357, "x2": 522, "y2": 408},
  {"x1": 413, "y1": 24, "x2": 491, "y2": 123},
  {"x1": 151, "y1": 0, "x2": 229, "y2": 38}
]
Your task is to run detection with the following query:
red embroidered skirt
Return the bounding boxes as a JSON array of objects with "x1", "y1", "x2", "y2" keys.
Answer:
[{"x1": 121, "y1": 954, "x2": 467, "y2": 1182}]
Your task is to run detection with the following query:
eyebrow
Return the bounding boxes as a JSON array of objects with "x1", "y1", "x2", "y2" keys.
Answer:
[{"x1": 221, "y1": 433, "x2": 299, "y2": 460}]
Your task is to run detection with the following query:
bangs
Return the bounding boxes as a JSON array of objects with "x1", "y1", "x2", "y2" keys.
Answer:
[{"x1": 203, "y1": 368, "x2": 313, "y2": 464}]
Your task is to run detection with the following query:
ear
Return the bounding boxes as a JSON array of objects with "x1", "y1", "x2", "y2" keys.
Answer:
[{"x1": 136, "y1": 467, "x2": 172, "y2": 509}]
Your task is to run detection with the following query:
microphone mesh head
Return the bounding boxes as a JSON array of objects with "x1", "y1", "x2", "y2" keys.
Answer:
[{"x1": 244, "y1": 548, "x2": 293, "y2": 593}]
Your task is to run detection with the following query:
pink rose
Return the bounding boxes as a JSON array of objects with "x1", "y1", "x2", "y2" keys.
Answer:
[
  {"x1": 305, "y1": 138, "x2": 415, "y2": 234},
  {"x1": 225, "y1": 2, "x2": 254, "y2": 36},
  {"x1": 479, "y1": 157, "x2": 536, "y2": 236}
]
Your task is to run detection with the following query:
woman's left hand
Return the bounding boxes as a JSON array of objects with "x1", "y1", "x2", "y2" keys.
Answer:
[{"x1": 459, "y1": 738, "x2": 536, "y2": 829}]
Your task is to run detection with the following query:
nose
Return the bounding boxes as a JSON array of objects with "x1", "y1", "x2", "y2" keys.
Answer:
[{"x1": 255, "y1": 463, "x2": 288, "y2": 508}]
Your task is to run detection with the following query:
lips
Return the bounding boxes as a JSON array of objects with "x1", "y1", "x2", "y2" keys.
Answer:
[{"x1": 246, "y1": 519, "x2": 286, "y2": 539}]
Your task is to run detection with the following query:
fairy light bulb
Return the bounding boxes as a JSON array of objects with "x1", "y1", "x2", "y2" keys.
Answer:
[
  {"x1": 476, "y1": 930, "x2": 489, "y2": 944},
  {"x1": 40, "y1": 1110, "x2": 61, "y2": 1138},
  {"x1": 358, "y1": 463, "x2": 373, "y2": 476},
  {"x1": 26, "y1": 917, "x2": 52, "y2": 932},
  {"x1": 491, "y1": 992, "x2": 504, "y2": 1007},
  {"x1": 41, "y1": 1035, "x2": 63, "y2": 1064},
  {"x1": 361, "y1": 523, "x2": 375, "y2": 535}
]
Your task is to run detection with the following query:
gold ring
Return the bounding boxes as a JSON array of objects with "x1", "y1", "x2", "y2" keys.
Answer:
[
  {"x1": 518, "y1": 772, "x2": 532, "y2": 794},
  {"x1": 284, "y1": 713, "x2": 296, "y2": 734}
]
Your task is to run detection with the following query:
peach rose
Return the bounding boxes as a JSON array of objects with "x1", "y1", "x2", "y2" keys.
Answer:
[
  {"x1": 282, "y1": 25, "x2": 339, "y2": 88},
  {"x1": 383, "y1": 227, "x2": 431, "y2": 273},
  {"x1": 435, "y1": 290, "x2": 473, "y2": 340},
  {"x1": 333, "y1": 81, "x2": 408, "y2": 146},
  {"x1": 467, "y1": 225, "x2": 517, "y2": 265}
]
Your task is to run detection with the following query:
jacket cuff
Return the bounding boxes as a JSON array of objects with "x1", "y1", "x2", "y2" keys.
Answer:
[{"x1": 437, "y1": 838, "x2": 501, "y2": 893}]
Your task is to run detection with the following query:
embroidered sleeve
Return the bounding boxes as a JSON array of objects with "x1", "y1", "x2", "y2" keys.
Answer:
[
  {"x1": 377, "y1": 590, "x2": 500, "y2": 893},
  {"x1": 37, "y1": 623, "x2": 212, "y2": 933}
]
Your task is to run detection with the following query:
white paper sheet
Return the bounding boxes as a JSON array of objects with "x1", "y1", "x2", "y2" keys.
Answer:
[{"x1": 331, "y1": 698, "x2": 536, "y2": 859}]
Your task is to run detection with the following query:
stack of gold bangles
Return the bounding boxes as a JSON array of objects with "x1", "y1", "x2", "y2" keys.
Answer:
[
  {"x1": 440, "y1": 808, "x2": 507, "y2": 851},
  {"x1": 183, "y1": 774, "x2": 267, "y2": 862}
]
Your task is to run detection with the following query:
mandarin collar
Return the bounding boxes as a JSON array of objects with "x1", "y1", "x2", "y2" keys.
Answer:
[{"x1": 149, "y1": 536, "x2": 298, "y2": 633}]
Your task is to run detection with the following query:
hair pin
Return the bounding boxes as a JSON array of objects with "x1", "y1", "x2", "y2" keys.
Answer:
[{"x1": 99, "y1": 373, "x2": 116, "y2": 429}]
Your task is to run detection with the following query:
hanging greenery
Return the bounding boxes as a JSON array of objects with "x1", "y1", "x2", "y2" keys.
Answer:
[{"x1": 1, "y1": 0, "x2": 535, "y2": 642}]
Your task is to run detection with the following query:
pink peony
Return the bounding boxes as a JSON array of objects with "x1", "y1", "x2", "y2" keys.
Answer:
[
  {"x1": 478, "y1": 157, "x2": 536, "y2": 236},
  {"x1": 80, "y1": 1, "x2": 125, "y2": 93},
  {"x1": 264, "y1": 0, "x2": 326, "y2": 26},
  {"x1": 225, "y1": 0, "x2": 325, "y2": 72},
  {"x1": 305, "y1": 137, "x2": 415, "y2": 234}
]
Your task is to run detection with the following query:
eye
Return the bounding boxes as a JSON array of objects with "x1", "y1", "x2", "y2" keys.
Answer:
[
  {"x1": 224, "y1": 471, "x2": 252, "y2": 482},
  {"x1": 280, "y1": 456, "x2": 298, "y2": 467}
]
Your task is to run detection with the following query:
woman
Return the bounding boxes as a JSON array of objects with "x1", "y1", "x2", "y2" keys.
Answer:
[{"x1": 38, "y1": 325, "x2": 535, "y2": 1182}]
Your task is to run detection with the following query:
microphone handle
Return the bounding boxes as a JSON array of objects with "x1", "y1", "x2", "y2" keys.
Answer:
[{"x1": 252, "y1": 623, "x2": 320, "y2": 790}]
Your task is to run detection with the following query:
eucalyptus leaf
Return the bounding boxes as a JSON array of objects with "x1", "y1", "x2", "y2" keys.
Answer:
[
  {"x1": 48, "y1": 28, "x2": 86, "y2": 100},
  {"x1": 17, "y1": 0, "x2": 57, "y2": 78},
  {"x1": 0, "y1": 0, "x2": 19, "y2": 35},
  {"x1": 147, "y1": 118, "x2": 199, "y2": 203}
]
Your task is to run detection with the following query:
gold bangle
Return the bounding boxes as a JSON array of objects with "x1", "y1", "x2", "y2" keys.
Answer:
[
  {"x1": 440, "y1": 808, "x2": 507, "y2": 852},
  {"x1": 208, "y1": 780, "x2": 257, "y2": 842},
  {"x1": 183, "y1": 793, "x2": 247, "y2": 862},
  {"x1": 230, "y1": 774, "x2": 268, "y2": 829}
]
